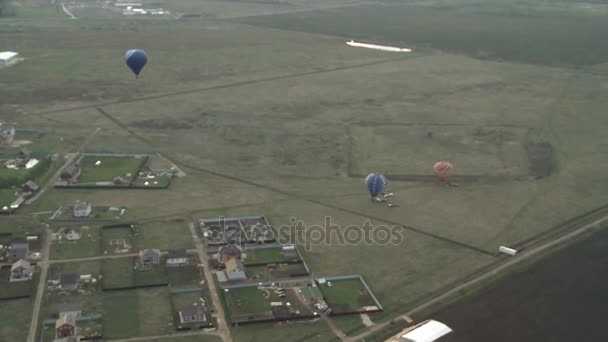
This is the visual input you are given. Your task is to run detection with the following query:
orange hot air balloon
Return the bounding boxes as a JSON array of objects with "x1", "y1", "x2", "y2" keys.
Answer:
[{"x1": 433, "y1": 161, "x2": 453, "y2": 182}]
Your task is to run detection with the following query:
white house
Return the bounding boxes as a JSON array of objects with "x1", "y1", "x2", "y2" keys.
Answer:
[
  {"x1": 73, "y1": 202, "x2": 92, "y2": 218},
  {"x1": 0, "y1": 51, "x2": 19, "y2": 66},
  {"x1": 64, "y1": 229, "x2": 81, "y2": 241}
]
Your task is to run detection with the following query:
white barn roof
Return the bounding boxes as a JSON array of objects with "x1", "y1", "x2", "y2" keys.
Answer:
[
  {"x1": 400, "y1": 320, "x2": 452, "y2": 342},
  {"x1": 0, "y1": 51, "x2": 18, "y2": 61}
]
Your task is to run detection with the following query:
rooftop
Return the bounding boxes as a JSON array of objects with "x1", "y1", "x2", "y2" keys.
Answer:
[
  {"x1": 0, "y1": 51, "x2": 18, "y2": 60},
  {"x1": 398, "y1": 320, "x2": 452, "y2": 342},
  {"x1": 60, "y1": 273, "x2": 79, "y2": 286},
  {"x1": 168, "y1": 249, "x2": 188, "y2": 259}
]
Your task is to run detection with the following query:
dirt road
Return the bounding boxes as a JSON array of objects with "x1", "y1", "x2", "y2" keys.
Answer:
[
  {"x1": 26, "y1": 127, "x2": 99, "y2": 205},
  {"x1": 61, "y1": 2, "x2": 77, "y2": 19},
  {"x1": 26, "y1": 229, "x2": 52, "y2": 342},
  {"x1": 107, "y1": 330, "x2": 222, "y2": 342},
  {"x1": 189, "y1": 222, "x2": 232, "y2": 342},
  {"x1": 347, "y1": 215, "x2": 608, "y2": 342}
]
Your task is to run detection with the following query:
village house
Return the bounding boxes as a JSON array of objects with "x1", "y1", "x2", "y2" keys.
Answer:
[
  {"x1": 60, "y1": 164, "x2": 81, "y2": 184},
  {"x1": 64, "y1": 229, "x2": 81, "y2": 241},
  {"x1": 73, "y1": 201, "x2": 92, "y2": 218},
  {"x1": 10, "y1": 239, "x2": 28, "y2": 260},
  {"x1": 178, "y1": 304, "x2": 207, "y2": 325},
  {"x1": 60, "y1": 273, "x2": 79, "y2": 291},
  {"x1": 218, "y1": 244, "x2": 243, "y2": 263},
  {"x1": 10, "y1": 259, "x2": 33, "y2": 282},
  {"x1": 166, "y1": 249, "x2": 189, "y2": 267},
  {"x1": 55, "y1": 314, "x2": 77, "y2": 339},
  {"x1": 139, "y1": 248, "x2": 161, "y2": 267},
  {"x1": 21, "y1": 180, "x2": 40, "y2": 198},
  {"x1": 224, "y1": 257, "x2": 246, "y2": 281},
  {"x1": 58, "y1": 303, "x2": 82, "y2": 320},
  {"x1": 17, "y1": 148, "x2": 30, "y2": 161}
]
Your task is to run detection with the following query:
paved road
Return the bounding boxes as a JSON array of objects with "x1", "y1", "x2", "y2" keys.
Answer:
[
  {"x1": 26, "y1": 228, "x2": 52, "y2": 342},
  {"x1": 189, "y1": 223, "x2": 232, "y2": 342},
  {"x1": 347, "y1": 215, "x2": 608, "y2": 342},
  {"x1": 61, "y1": 2, "x2": 77, "y2": 19}
]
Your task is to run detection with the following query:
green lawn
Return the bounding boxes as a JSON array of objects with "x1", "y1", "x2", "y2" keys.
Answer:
[
  {"x1": 224, "y1": 286, "x2": 270, "y2": 317},
  {"x1": 102, "y1": 256, "x2": 170, "y2": 289},
  {"x1": 332, "y1": 315, "x2": 367, "y2": 336},
  {"x1": 0, "y1": 298, "x2": 33, "y2": 342},
  {"x1": 103, "y1": 287, "x2": 174, "y2": 339},
  {"x1": 134, "y1": 265, "x2": 169, "y2": 287},
  {"x1": 245, "y1": 263, "x2": 309, "y2": 282},
  {"x1": 51, "y1": 226, "x2": 101, "y2": 259},
  {"x1": 243, "y1": 247, "x2": 286, "y2": 265},
  {"x1": 0, "y1": 267, "x2": 34, "y2": 299},
  {"x1": 319, "y1": 279, "x2": 377, "y2": 313},
  {"x1": 231, "y1": 320, "x2": 339, "y2": 342},
  {"x1": 131, "y1": 173, "x2": 172, "y2": 188},
  {"x1": 103, "y1": 291, "x2": 140, "y2": 339},
  {"x1": 0, "y1": 188, "x2": 17, "y2": 208},
  {"x1": 135, "y1": 220, "x2": 194, "y2": 250},
  {"x1": 168, "y1": 264, "x2": 203, "y2": 288},
  {"x1": 48, "y1": 260, "x2": 102, "y2": 278},
  {"x1": 101, "y1": 227, "x2": 135, "y2": 255},
  {"x1": 76, "y1": 155, "x2": 146, "y2": 184},
  {"x1": 101, "y1": 257, "x2": 134, "y2": 289}
]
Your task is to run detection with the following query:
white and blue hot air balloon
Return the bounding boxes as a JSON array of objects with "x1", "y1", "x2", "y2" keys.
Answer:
[
  {"x1": 124, "y1": 49, "x2": 148, "y2": 78},
  {"x1": 366, "y1": 173, "x2": 387, "y2": 199}
]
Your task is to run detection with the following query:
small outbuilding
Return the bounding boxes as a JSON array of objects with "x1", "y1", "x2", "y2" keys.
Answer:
[
  {"x1": 392, "y1": 320, "x2": 452, "y2": 342},
  {"x1": 166, "y1": 249, "x2": 189, "y2": 267},
  {"x1": 139, "y1": 248, "x2": 161, "y2": 267},
  {"x1": 60, "y1": 273, "x2": 79, "y2": 291},
  {"x1": 0, "y1": 51, "x2": 19, "y2": 66}
]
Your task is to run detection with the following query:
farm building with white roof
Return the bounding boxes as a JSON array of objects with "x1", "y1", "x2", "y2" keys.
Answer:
[
  {"x1": 0, "y1": 51, "x2": 19, "y2": 66},
  {"x1": 386, "y1": 320, "x2": 452, "y2": 342}
]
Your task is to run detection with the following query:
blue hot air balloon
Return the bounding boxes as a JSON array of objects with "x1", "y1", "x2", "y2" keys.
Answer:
[
  {"x1": 366, "y1": 173, "x2": 387, "y2": 198},
  {"x1": 125, "y1": 49, "x2": 148, "y2": 77}
]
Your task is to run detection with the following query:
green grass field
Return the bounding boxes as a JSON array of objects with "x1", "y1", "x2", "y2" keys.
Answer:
[
  {"x1": 103, "y1": 287, "x2": 174, "y2": 339},
  {"x1": 136, "y1": 220, "x2": 194, "y2": 250},
  {"x1": 0, "y1": 267, "x2": 34, "y2": 299},
  {"x1": 0, "y1": 298, "x2": 33, "y2": 342},
  {"x1": 50, "y1": 226, "x2": 102, "y2": 259},
  {"x1": 101, "y1": 227, "x2": 135, "y2": 254},
  {"x1": 76, "y1": 155, "x2": 146, "y2": 184},
  {"x1": 243, "y1": 247, "x2": 286, "y2": 265},
  {"x1": 244, "y1": 263, "x2": 309, "y2": 282},
  {"x1": 101, "y1": 257, "x2": 135, "y2": 289},
  {"x1": 6, "y1": 0, "x2": 608, "y2": 341},
  {"x1": 224, "y1": 286, "x2": 270, "y2": 318},
  {"x1": 318, "y1": 278, "x2": 377, "y2": 313},
  {"x1": 167, "y1": 264, "x2": 203, "y2": 288}
]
